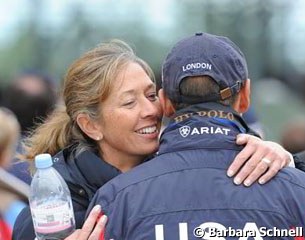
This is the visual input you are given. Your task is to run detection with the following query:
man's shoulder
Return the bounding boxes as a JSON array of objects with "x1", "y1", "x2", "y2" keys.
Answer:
[
  {"x1": 93, "y1": 155, "x2": 170, "y2": 206},
  {"x1": 93, "y1": 148, "x2": 236, "y2": 207},
  {"x1": 278, "y1": 166, "x2": 305, "y2": 190}
]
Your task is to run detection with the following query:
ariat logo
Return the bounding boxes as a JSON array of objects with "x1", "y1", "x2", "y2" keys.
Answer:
[
  {"x1": 179, "y1": 126, "x2": 191, "y2": 137},
  {"x1": 179, "y1": 126, "x2": 231, "y2": 137}
]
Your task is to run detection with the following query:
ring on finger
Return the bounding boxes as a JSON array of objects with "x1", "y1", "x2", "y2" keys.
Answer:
[{"x1": 261, "y1": 157, "x2": 272, "y2": 166}]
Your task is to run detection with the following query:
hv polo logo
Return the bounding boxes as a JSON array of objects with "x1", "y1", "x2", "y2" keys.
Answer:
[
  {"x1": 179, "y1": 126, "x2": 191, "y2": 137},
  {"x1": 174, "y1": 110, "x2": 234, "y2": 123}
]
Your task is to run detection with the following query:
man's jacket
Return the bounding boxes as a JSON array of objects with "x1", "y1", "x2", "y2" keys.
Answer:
[
  {"x1": 88, "y1": 102, "x2": 305, "y2": 240},
  {"x1": 13, "y1": 147, "x2": 121, "y2": 240}
]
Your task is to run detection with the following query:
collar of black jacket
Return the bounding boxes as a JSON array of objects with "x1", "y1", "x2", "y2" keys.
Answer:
[
  {"x1": 73, "y1": 149, "x2": 122, "y2": 189},
  {"x1": 170, "y1": 102, "x2": 260, "y2": 137},
  {"x1": 53, "y1": 147, "x2": 121, "y2": 202}
]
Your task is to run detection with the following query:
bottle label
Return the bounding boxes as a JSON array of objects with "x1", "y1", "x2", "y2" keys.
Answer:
[{"x1": 31, "y1": 200, "x2": 73, "y2": 234}]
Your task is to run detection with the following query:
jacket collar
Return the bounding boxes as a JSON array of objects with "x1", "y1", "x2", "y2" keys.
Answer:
[
  {"x1": 158, "y1": 102, "x2": 258, "y2": 155},
  {"x1": 73, "y1": 149, "x2": 122, "y2": 189},
  {"x1": 53, "y1": 146, "x2": 121, "y2": 199},
  {"x1": 172, "y1": 102, "x2": 251, "y2": 132}
]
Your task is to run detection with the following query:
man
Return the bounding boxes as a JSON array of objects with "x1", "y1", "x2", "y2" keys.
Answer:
[{"x1": 88, "y1": 32, "x2": 305, "y2": 239}]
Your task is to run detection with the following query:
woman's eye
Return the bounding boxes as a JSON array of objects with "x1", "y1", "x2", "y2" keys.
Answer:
[
  {"x1": 147, "y1": 93, "x2": 157, "y2": 101},
  {"x1": 122, "y1": 100, "x2": 135, "y2": 107}
]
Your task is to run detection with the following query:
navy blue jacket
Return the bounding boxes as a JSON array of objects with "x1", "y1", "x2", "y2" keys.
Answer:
[
  {"x1": 88, "y1": 103, "x2": 305, "y2": 240},
  {"x1": 13, "y1": 146, "x2": 121, "y2": 240}
]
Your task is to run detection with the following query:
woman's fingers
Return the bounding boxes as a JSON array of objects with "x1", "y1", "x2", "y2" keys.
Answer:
[
  {"x1": 232, "y1": 149, "x2": 266, "y2": 186},
  {"x1": 77, "y1": 205, "x2": 102, "y2": 239},
  {"x1": 64, "y1": 205, "x2": 107, "y2": 240},
  {"x1": 257, "y1": 157, "x2": 283, "y2": 185},
  {"x1": 228, "y1": 134, "x2": 261, "y2": 179},
  {"x1": 88, "y1": 215, "x2": 108, "y2": 240},
  {"x1": 229, "y1": 134, "x2": 292, "y2": 186}
]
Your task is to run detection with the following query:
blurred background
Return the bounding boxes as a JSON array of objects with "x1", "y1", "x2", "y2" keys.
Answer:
[{"x1": 1, "y1": 0, "x2": 305, "y2": 147}]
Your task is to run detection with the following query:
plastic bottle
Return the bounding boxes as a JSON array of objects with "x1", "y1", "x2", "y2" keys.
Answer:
[{"x1": 29, "y1": 153, "x2": 75, "y2": 240}]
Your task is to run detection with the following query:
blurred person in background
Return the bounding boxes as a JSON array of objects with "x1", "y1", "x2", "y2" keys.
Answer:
[
  {"x1": 281, "y1": 117, "x2": 305, "y2": 172},
  {"x1": 13, "y1": 40, "x2": 291, "y2": 240},
  {"x1": 1, "y1": 69, "x2": 57, "y2": 138},
  {"x1": 0, "y1": 108, "x2": 29, "y2": 240},
  {"x1": 281, "y1": 117, "x2": 305, "y2": 154},
  {"x1": 1, "y1": 70, "x2": 57, "y2": 185}
]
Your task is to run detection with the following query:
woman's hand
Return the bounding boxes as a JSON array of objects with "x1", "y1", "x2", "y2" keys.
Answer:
[
  {"x1": 65, "y1": 205, "x2": 107, "y2": 240},
  {"x1": 228, "y1": 134, "x2": 292, "y2": 187}
]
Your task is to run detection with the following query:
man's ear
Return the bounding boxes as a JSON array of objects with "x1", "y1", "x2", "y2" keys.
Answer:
[
  {"x1": 76, "y1": 113, "x2": 103, "y2": 141},
  {"x1": 234, "y1": 79, "x2": 251, "y2": 113},
  {"x1": 158, "y1": 89, "x2": 176, "y2": 117}
]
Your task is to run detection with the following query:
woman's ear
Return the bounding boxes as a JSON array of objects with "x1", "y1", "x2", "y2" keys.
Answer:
[
  {"x1": 158, "y1": 89, "x2": 176, "y2": 117},
  {"x1": 76, "y1": 113, "x2": 103, "y2": 141}
]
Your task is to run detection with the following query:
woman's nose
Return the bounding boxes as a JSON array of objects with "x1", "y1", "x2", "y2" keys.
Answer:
[{"x1": 140, "y1": 99, "x2": 160, "y2": 119}]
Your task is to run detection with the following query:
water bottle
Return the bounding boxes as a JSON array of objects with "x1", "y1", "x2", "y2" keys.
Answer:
[{"x1": 29, "y1": 153, "x2": 75, "y2": 240}]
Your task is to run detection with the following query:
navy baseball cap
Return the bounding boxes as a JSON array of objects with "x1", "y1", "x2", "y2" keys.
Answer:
[{"x1": 162, "y1": 32, "x2": 248, "y2": 103}]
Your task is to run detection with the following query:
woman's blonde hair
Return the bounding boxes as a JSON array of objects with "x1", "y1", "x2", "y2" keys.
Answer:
[
  {"x1": 0, "y1": 108, "x2": 20, "y2": 163},
  {"x1": 23, "y1": 40, "x2": 154, "y2": 161}
]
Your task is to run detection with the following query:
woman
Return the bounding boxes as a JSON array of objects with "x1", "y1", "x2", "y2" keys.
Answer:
[{"x1": 13, "y1": 40, "x2": 291, "y2": 240}]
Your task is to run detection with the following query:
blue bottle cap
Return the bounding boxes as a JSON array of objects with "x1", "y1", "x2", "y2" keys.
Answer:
[{"x1": 35, "y1": 153, "x2": 53, "y2": 169}]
